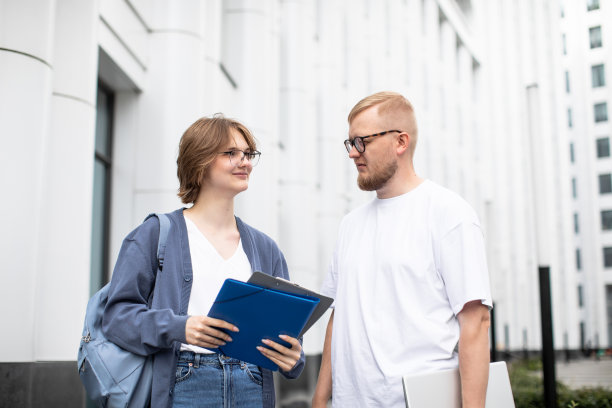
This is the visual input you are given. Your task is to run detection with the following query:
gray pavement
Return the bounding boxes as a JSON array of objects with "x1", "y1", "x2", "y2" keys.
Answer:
[{"x1": 555, "y1": 357, "x2": 612, "y2": 389}]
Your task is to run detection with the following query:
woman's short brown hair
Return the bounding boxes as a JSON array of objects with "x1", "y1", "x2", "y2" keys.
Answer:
[{"x1": 177, "y1": 114, "x2": 257, "y2": 204}]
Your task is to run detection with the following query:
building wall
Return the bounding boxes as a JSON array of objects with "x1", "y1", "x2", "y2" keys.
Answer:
[
  {"x1": 561, "y1": 0, "x2": 612, "y2": 349},
  {"x1": 0, "y1": 0, "x2": 588, "y2": 406}
]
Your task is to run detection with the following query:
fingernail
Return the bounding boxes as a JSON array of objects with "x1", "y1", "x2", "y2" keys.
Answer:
[
  {"x1": 256, "y1": 346, "x2": 263, "y2": 351},
  {"x1": 262, "y1": 339, "x2": 270, "y2": 344},
  {"x1": 233, "y1": 326, "x2": 239, "y2": 332},
  {"x1": 279, "y1": 334, "x2": 288, "y2": 339},
  {"x1": 227, "y1": 338, "x2": 233, "y2": 342}
]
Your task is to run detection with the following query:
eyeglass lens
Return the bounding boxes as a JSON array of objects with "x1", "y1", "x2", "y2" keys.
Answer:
[{"x1": 229, "y1": 150, "x2": 260, "y2": 166}]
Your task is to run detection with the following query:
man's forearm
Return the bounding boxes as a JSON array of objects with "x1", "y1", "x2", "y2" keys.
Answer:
[
  {"x1": 312, "y1": 310, "x2": 334, "y2": 407},
  {"x1": 458, "y1": 302, "x2": 491, "y2": 408}
]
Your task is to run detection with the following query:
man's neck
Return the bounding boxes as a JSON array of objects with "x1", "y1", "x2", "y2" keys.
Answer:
[{"x1": 376, "y1": 169, "x2": 424, "y2": 199}]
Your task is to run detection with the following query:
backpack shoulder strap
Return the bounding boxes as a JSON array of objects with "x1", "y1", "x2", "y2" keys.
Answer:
[{"x1": 145, "y1": 213, "x2": 171, "y2": 271}]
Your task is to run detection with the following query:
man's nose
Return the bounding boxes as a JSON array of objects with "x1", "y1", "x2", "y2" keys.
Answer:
[{"x1": 348, "y1": 144, "x2": 361, "y2": 159}]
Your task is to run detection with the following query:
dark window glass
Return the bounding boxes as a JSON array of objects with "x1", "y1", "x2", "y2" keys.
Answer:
[
  {"x1": 604, "y1": 247, "x2": 612, "y2": 268},
  {"x1": 572, "y1": 178, "x2": 578, "y2": 198},
  {"x1": 602, "y1": 210, "x2": 612, "y2": 230},
  {"x1": 590, "y1": 26, "x2": 602, "y2": 48},
  {"x1": 570, "y1": 142, "x2": 575, "y2": 163},
  {"x1": 606, "y1": 286, "x2": 612, "y2": 348},
  {"x1": 576, "y1": 248, "x2": 582, "y2": 270},
  {"x1": 568, "y1": 108, "x2": 573, "y2": 128},
  {"x1": 600, "y1": 174, "x2": 612, "y2": 194},
  {"x1": 578, "y1": 285, "x2": 584, "y2": 307},
  {"x1": 597, "y1": 137, "x2": 610, "y2": 158},
  {"x1": 565, "y1": 71, "x2": 571, "y2": 93},
  {"x1": 563, "y1": 33, "x2": 567, "y2": 55},
  {"x1": 587, "y1": 0, "x2": 600, "y2": 11},
  {"x1": 592, "y1": 64, "x2": 606, "y2": 87},
  {"x1": 91, "y1": 84, "x2": 114, "y2": 295},
  {"x1": 595, "y1": 102, "x2": 608, "y2": 122},
  {"x1": 574, "y1": 213, "x2": 580, "y2": 234}
]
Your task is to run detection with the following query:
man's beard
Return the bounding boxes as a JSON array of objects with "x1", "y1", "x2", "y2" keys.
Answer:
[{"x1": 357, "y1": 159, "x2": 398, "y2": 191}]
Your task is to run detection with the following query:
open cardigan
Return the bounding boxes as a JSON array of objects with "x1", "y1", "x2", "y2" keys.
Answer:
[{"x1": 102, "y1": 208, "x2": 305, "y2": 408}]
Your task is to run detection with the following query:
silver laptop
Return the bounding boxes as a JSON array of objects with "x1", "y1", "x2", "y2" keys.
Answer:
[{"x1": 402, "y1": 361, "x2": 515, "y2": 408}]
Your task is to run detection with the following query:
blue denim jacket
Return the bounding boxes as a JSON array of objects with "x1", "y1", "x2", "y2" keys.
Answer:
[{"x1": 102, "y1": 208, "x2": 304, "y2": 408}]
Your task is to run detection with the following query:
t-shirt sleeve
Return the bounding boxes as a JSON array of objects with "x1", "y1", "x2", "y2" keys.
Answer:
[
  {"x1": 320, "y1": 245, "x2": 339, "y2": 308},
  {"x1": 439, "y1": 219, "x2": 493, "y2": 316}
]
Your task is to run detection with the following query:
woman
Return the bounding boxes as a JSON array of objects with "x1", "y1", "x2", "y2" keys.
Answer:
[{"x1": 102, "y1": 114, "x2": 304, "y2": 408}]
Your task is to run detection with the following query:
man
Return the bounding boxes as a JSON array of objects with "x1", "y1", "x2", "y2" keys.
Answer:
[{"x1": 312, "y1": 91, "x2": 492, "y2": 408}]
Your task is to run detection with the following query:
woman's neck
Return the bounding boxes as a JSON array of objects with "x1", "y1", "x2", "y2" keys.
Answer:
[{"x1": 184, "y1": 193, "x2": 236, "y2": 231}]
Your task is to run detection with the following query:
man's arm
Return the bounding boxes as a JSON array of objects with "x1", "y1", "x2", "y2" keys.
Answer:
[
  {"x1": 312, "y1": 310, "x2": 334, "y2": 408},
  {"x1": 457, "y1": 300, "x2": 491, "y2": 408}
]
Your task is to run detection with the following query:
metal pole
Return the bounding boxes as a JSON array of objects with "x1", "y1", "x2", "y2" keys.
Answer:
[
  {"x1": 539, "y1": 266, "x2": 557, "y2": 408},
  {"x1": 490, "y1": 301, "x2": 498, "y2": 362}
]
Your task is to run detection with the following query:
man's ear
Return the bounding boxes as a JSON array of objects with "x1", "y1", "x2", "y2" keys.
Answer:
[{"x1": 396, "y1": 132, "x2": 410, "y2": 154}]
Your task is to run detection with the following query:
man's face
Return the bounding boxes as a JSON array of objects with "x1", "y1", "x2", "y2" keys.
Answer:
[{"x1": 348, "y1": 107, "x2": 398, "y2": 192}]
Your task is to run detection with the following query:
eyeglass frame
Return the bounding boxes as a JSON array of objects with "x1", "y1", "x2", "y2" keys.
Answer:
[
  {"x1": 343, "y1": 130, "x2": 404, "y2": 154},
  {"x1": 219, "y1": 149, "x2": 262, "y2": 166}
]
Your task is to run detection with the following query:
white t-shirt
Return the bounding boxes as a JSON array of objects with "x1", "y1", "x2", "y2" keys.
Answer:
[
  {"x1": 320, "y1": 180, "x2": 492, "y2": 407},
  {"x1": 181, "y1": 216, "x2": 252, "y2": 354}
]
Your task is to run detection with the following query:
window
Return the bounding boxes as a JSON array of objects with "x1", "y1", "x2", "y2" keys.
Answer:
[
  {"x1": 572, "y1": 177, "x2": 578, "y2": 198},
  {"x1": 595, "y1": 102, "x2": 608, "y2": 122},
  {"x1": 568, "y1": 108, "x2": 573, "y2": 128},
  {"x1": 578, "y1": 285, "x2": 584, "y2": 307},
  {"x1": 592, "y1": 64, "x2": 606, "y2": 87},
  {"x1": 597, "y1": 137, "x2": 610, "y2": 157},
  {"x1": 90, "y1": 84, "x2": 114, "y2": 295},
  {"x1": 604, "y1": 247, "x2": 612, "y2": 268},
  {"x1": 602, "y1": 210, "x2": 612, "y2": 230},
  {"x1": 562, "y1": 33, "x2": 567, "y2": 55},
  {"x1": 600, "y1": 174, "x2": 612, "y2": 194},
  {"x1": 565, "y1": 71, "x2": 571, "y2": 93},
  {"x1": 576, "y1": 248, "x2": 582, "y2": 270},
  {"x1": 570, "y1": 142, "x2": 575, "y2": 163},
  {"x1": 590, "y1": 26, "x2": 602, "y2": 48},
  {"x1": 587, "y1": 0, "x2": 600, "y2": 11},
  {"x1": 607, "y1": 286, "x2": 612, "y2": 348},
  {"x1": 574, "y1": 213, "x2": 580, "y2": 233}
]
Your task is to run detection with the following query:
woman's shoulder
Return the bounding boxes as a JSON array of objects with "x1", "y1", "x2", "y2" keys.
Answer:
[{"x1": 236, "y1": 217, "x2": 281, "y2": 252}]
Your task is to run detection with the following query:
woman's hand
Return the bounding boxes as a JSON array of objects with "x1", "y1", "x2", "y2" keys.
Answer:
[
  {"x1": 257, "y1": 335, "x2": 302, "y2": 372},
  {"x1": 185, "y1": 316, "x2": 239, "y2": 349}
]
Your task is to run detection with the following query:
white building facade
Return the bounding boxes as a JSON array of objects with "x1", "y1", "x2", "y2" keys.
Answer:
[
  {"x1": 560, "y1": 0, "x2": 612, "y2": 351},
  {"x1": 0, "y1": 0, "x2": 586, "y2": 406}
]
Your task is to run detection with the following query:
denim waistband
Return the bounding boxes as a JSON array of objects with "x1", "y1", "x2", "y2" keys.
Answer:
[{"x1": 177, "y1": 350, "x2": 244, "y2": 368}]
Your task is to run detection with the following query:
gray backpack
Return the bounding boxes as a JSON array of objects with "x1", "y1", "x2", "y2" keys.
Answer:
[{"x1": 78, "y1": 213, "x2": 170, "y2": 407}]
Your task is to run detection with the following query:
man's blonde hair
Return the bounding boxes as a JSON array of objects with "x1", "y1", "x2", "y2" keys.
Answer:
[{"x1": 348, "y1": 91, "x2": 418, "y2": 152}]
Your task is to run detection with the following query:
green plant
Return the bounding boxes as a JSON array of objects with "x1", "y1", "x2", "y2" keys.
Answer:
[{"x1": 508, "y1": 359, "x2": 612, "y2": 408}]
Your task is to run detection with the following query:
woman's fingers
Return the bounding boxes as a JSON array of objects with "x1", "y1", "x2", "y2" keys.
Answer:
[
  {"x1": 185, "y1": 316, "x2": 239, "y2": 347},
  {"x1": 257, "y1": 335, "x2": 302, "y2": 372}
]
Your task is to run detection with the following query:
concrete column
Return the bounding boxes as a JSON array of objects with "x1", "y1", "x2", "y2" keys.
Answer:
[
  {"x1": 220, "y1": 0, "x2": 281, "y2": 237},
  {"x1": 277, "y1": 0, "x2": 319, "y2": 352},
  {"x1": 0, "y1": 0, "x2": 55, "y2": 362},
  {"x1": 129, "y1": 1, "x2": 208, "y2": 217},
  {"x1": 34, "y1": 0, "x2": 99, "y2": 360}
]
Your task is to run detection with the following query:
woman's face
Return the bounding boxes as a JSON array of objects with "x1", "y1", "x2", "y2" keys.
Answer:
[{"x1": 202, "y1": 129, "x2": 253, "y2": 197}]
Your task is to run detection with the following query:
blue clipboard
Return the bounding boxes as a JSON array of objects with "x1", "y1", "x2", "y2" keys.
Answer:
[{"x1": 207, "y1": 278, "x2": 320, "y2": 371}]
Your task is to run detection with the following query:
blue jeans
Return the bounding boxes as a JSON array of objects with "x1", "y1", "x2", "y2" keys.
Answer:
[{"x1": 172, "y1": 351, "x2": 263, "y2": 408}]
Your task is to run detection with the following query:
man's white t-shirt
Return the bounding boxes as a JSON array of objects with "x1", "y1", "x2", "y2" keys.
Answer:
[
  {"x1": 320, "y1": 180, "x2": 492, "y2": 407},
  {"x1": 181, "y1": 216, "x2": 252, "y2": 354}
]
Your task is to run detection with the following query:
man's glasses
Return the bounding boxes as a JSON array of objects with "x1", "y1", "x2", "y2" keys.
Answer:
[
  {"x1": 343, "y1": 130, "x2": 403, "y2": 154},
  {"x1": 219, "y1": 149, "x2": 261, "y2": 167}
]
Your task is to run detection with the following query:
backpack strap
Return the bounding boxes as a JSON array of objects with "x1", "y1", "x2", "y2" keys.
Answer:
[{"x1": 145, "y1": 213, "x2": 171, "y2": 271}]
